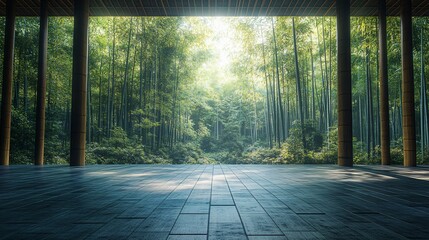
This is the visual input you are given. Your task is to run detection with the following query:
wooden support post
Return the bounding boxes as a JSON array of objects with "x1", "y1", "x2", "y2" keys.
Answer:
[
  {"x1": 35, "y1": 0, "x2": 48, "y2": 165},
  {"x1": 401, "y1": 0, "x2": 417, "y2": 167},
  {"x1": 0, "y1": 0, "x2": 16, "y2": 166},
  {"x1": 70, "y1": 0, "x2": 89, "y2": 166},
  {"x1": 379, "y1": 0, "x2": 391, "y2": 165},
  {"x1": 336, "y1": 0, "x2": 353, "y2": 167}
]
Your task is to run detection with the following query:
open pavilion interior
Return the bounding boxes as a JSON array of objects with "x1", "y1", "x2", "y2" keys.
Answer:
[{"x1": 0, "y1": 0, "x2": 429, "y2": 239}]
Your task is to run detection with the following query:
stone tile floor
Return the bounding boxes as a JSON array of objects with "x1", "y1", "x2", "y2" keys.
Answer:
[{"x1": 0, "y1": 164, "x2": 428, "y2": 239}]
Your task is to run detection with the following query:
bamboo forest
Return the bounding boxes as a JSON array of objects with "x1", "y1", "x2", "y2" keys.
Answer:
[{"x1": 2, "y1": 16, "x2": 429, "y2": 165}]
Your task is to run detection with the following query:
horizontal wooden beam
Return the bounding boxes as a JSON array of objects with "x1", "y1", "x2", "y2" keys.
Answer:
[{"x1": 1, "y1": 0, "x2": 429, "y2": 17}]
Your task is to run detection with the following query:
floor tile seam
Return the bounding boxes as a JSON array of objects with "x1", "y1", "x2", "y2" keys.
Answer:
[
  {"x1": 352, "y1": 182, "x2": 429, "y2": 200},
  {"x1": 3, "y1": 179, "x2": 122, "y2": 211},
  {"x1": 351, "y1": 188, "x2": 423, "y2": 208},
  {"x1": 339, "y1": 217, "x2": 415, "y2": 240},
  {"x1": 168, "y1": 168, "x2": 208, "y2": 235},
  {"x1": 121, "y1": 173, "x2": 174, "y2": 202},
  {"x1": 237, "y1": 166, "x2": 332, "y2": 210},
  {"x1": 205, "y1": 165, "x2": 214, "y2": 240},
  {"x1": 225, "y1": 166, "x2": 290, "y2": 233},
  {"x1": 356, "y1": 165, "x2": 429, "y2": 176},
  {"x1": 121, "y1": 165, "x2": 198, "y2": 238},
  {"x1": 229, "y1": 166, "x2": 294, "y2": 204},
  {"x1": 219, "y1": 164, "x2": 253, "y2": 239}
]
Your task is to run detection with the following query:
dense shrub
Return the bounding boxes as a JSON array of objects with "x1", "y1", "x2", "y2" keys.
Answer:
[
  {"x1": 288, "y1": 120, "x2": 324, "y2": 152},
  {"x1": 243, "y1": 146, "x2": 281, "y2": 164},
  {"x1": 44, "y1": 117, "x2": 69, "y2": 164},
  {"x1": 10, "y1": 109, "x2": 34, "y2": 164},
  {"x1": 86, "y1": 127, "x2": 147, "y2": 164},
  {"x1": 200, "y1": 136, "x2": 217, "y2": 152},
  {"x1": 86, "y1": 143, "x2": 146, "y2": 164},
  {"x1": 170, "y1": 143, "x2": 203, "y2": 164},
  {"x1": 206, "y1": 151, "x2": 241, "y2": 164},
  {"x1": 418, "y1": 147, "x2": 429, "y2": 165},
  {"x1": 389, "y1": 147, "x2": 404, "y2": 165}
]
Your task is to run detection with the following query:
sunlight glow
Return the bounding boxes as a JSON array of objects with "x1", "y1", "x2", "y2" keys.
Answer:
[{"x1": 202, "y1": 17, "x2": 242, "y2": 86}]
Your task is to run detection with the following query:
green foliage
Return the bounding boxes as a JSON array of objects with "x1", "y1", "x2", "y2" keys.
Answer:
[
  {"x1": 207, "y1": 151, "x2": 243, "y2": 164},
  {"x1": 200, "y1": 136, "x2": 217, "y2": 152},
  {"x1": 44, "y1": 113, "x2": 69, "y2": 165},
  {"x1": 10, "y1": 109, "x2": 34, "y2": 164},
  {"x1": 243, "y1": 146, "x2": 281, "y2": 164},
  {"x1": 103, "y1": 127, "x2": 130, "y2": 148},
  {"x1": 86, "y1": 127, "x2": 148, "y2": 164},
  {"x1": 216, "y1": 125, "x2": 336, "y2": 165},
  {"x1": 86, "y1": 143, "x2": 146, "y2": 164},
  {"x1": 169, "y1": 143, "x2": 215, "y2": 164},
  {"x1": 353, "y1": 149, "x2": 379, "y2": 165},
  {"x1": 418, "y1": 147, "x2": 429, "y2": 165},
  {"x1": 288, "y1": 120, "x2": 324, "y2": 152},
  {"x1": 279, "y1": 142, "x2": 304, "y2": 163},
  {"x1": 390, "y1": 147, "x2": 405, "y2": 165}
]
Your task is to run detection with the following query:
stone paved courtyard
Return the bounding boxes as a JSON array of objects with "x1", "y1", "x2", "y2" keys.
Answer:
[{"x1": 0, "y1": 164, "x2": 428, "y2": 239}]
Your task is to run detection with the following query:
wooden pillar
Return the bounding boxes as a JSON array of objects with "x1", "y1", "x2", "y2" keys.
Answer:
[
  {"x1": 400, "y1": 0, "x2": 417, "y2": 167},
  {"x1": 70, "y1": 0, "x2": 89, "y2": 166},
  {"x1": 0, "y1": 0, "x2": 16, "y2": 166},
  {"x1": 336, "y1": 0, "x2": 353, "y2": 167},
  {"x1": 35, "y1": 0, "x2": 48, "y2": 165},
  {"x1": 379, "y1": 0, "x2": 391, "y2": 165}
]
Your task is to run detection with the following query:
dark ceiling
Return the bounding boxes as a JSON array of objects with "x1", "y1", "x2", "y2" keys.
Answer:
[{"x1": 0, "y1": 0, "x2": 429, "y2": 17}]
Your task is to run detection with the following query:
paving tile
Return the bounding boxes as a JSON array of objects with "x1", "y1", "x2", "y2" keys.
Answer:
[
  {"x1": 85, "y1": 218, "x2": 142, "y2": 239},
  {"x1": 348, "y1": 222, "x2": 408, "y2": 240},
  {"x1": 235, "y1": 199, "x2": 266, "y2": 214},
  {"x1": 45, "y1": 223, "x2": 102, "y2": 239},
  {"x1": 127, "y1": 231, "x2": 169, "y2": 240},
  {"x1": 285, "y1": 201, "x2": 324, "y2": 214},
  {"x1": 240, "y1": 213, "x2": 283, "y2": 236},
  {"x1": 211, "y1": 194, "x2": 234, "y2": 206},
  {"x1": 357, "y1": 213, "x2": 428, "y2": 239},
  {"x1": 3, "y1": 233, "x2": 50, "y2": 239},
  {"x1": 181, "y1": 203, "x2": 210, "y2": 213},
  {"x1": 187, "y1": 194, "x2": 211, "y2": 204},
  {"x1": 248, "y1": 236, "x2": 287, "y2": 240},
  {"x1": 299, "y1": 214, "x2": 346, "y2": 230},
  {"x1": 167, "y1": 235, "x2": 207, "y2": 240},
  {"x1": 159, "y1": 199, "x2": 187, "y2": 208},
  {"x1": 134, "y1": 208, "x2": 181, "y2": 232},
  {"x1": 210, "y1": 206, "x2": 241, "y2": 223},
  {"x1": 268, "y1": 213, "x2": 315, "y2": 232},
  {"x1": 258, "y1": 199, "x2": 289, "y2": 208},
  {"x1": 209, "y1": 234, "x2": 247, "y2": 240},
  {"x1": 209, "y1": 222, "x2": 246, "y2": 239},
  {"x1": 209, "y1": 222, "x2": 247, "y2": 237},
  {"x1": 209, "y1": 206, "x2": 246, "y2": 238},
  {"x1": 264, "y1": 207, "x2": 294, "y2": 215},
  {"x1": 117, "y1": 205, "x2": 157, "y2": 219},
  {"x1": 283, "y1": 231, "x2": 326, "y2": 239},
  {"x1": 170, "y1": 214, "x2": 208, "y2": 235}
]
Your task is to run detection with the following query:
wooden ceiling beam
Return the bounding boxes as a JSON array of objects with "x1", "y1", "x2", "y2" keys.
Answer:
[{"x1": 1, "y1": 0, "x2": 429, "y2": 16}]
